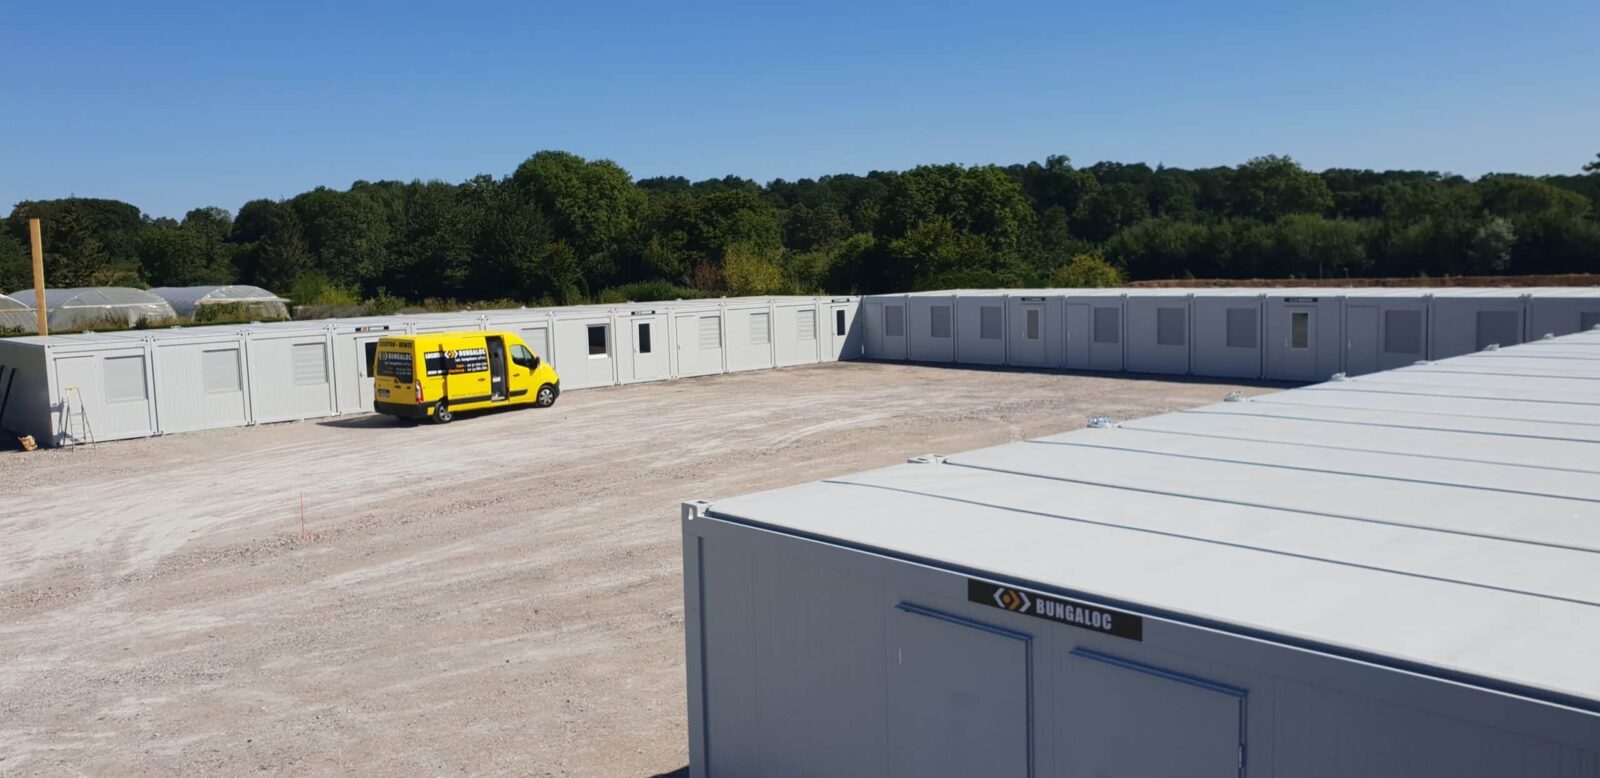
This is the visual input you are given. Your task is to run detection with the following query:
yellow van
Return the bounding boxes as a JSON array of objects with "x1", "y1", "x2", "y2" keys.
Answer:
[{"x1": 372, "y1": 331, "x2": 561, "y2": 423}]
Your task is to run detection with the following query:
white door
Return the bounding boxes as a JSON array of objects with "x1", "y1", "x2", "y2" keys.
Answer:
[
  {"x1": 675, "y1": 313, "x2": 722, "y2": 378},
  {"x1": 828, "y1": 303, "x2": 858, "y2": 360},
  {"x1": 1278, "y1": 306, "x2": 1319, "y2": 380},
  {"x1": 1012, "y1": 303, "x2": 1048, "y2": 366},
  {"x1": 888, "y1": 606, "x2": 1029, "y2": 778},
  {"x1": 1346, "y1": 305, "x2": 1379, "y2": 376},
  {"x1": 355, "y1": 336, "x2": 383, "y2": 409},
  {"x1": 1066, "y1": 303, "x2": 1090, "y2": 369},
  {"x1": 630, "y1": 316, "x2": 668, "y2": 381}
]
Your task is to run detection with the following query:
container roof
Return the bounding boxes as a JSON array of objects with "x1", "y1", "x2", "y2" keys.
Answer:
[{"x1": 703, "y1": 330, "x2": 1600, "y2": 711}]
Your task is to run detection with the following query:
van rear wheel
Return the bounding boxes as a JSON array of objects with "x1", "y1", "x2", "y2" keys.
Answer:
[
  {"x1": 432, "y1": 401, "x2": 454, "y2": 424},
  {"x1": 535, "y1": 384, "x2": 557, "y2": 408}
]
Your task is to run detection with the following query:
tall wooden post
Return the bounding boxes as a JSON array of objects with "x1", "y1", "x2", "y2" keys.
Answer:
[{"x1": 28, "y1": 218, "x2": 47, "y2": 337}]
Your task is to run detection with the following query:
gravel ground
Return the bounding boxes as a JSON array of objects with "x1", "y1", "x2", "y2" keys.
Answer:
[{"x1": 0, "y1": 361, "x2": 1274, "y2": 777}]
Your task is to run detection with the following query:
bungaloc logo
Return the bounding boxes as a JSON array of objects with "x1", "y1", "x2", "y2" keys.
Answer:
[{"x1": 968, "y1": 580, "x2": 1143, "y2": 641}]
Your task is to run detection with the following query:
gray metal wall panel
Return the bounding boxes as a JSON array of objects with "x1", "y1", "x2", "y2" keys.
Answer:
[
  {"x1": 153, "y1": 337, "x2": 250, "y2": 433},
  {"x1": 907, "y1": 296, "x2": 956, "y2": 363},
  {"x1": 956, "y1": 297, "x2": 1008, "y2": 365},
  {"x1": 1265, "y1": 296, "x2": 1342, "y2": 381},
  {"x1": 1193, "y1": 296, "x2": 1264, "y2": 379},
  {"x1": 1432, "y1": 295, "x2": 1528, "y2": 360},
  {"x1": 1125, "y1": 297, "x2": 1191, "y2": 375},
  {"x1": 725, "y1": 306, "x2": 778, "y2": 373},
  {"x1": 0, "y1": 339, "x2": 53, "y2": 443},
  {"x1": 246, "y1": 334, "x2": 337, "y2": 423}
]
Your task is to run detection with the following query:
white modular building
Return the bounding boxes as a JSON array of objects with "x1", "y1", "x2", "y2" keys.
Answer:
[
  {"x1": 1259, "y1": 290, "x2": 1343, "y2": 382},
  {"x1": 0, "y1": 295, "x2": 857, "y2": 447},
  {"x1": 682, "y1": 331, "x2": 1600, "y2": 778},
  {"x1": 1063, "y1": 289, "x2": 1126, "y2": 372},
  {"x1": 1189, "y1": 289, "x2": 1264, "y2": 379},
  {"x1": 953, "y1": 291, "x2": 1010, "y2": 366},
  {"x1": 1122, "y1": 290, "x2": 1193, "y2": 375},
  {"x1": 148, "y1": 285, "x2": 290, "y2": 321},
  {"x1": 1341, "y1": 289, "x2": 1431, "y2": 376},
  {"x1": 723, "y1": 298, "x2": 781, "y2": 374},
  {"x1": 1004, "y1": 292, "x2": 1063, "y2": 369},
  {"x1": 862, "y1": 294, "x2": 909, "y2": 361},
  {"x1": 1525, "y1": 288, "x2": 1600, "y2": 339},
  {"x1": 1429, "y1": 288, "x2": 1529, "y2": 360},
  {"x1": 905, "y1": 292, "x2": 957, "y2": 363},
  {"x1": 10, "y1": 287, "x2": 178, "y2": 331}
]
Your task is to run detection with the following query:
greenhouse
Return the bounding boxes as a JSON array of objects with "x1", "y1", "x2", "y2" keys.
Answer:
[
  {"x1": 0, "y1": 293, "x2": 37, "y2": 334},
  {"x1": 149, "y1": 285, "x2": 290, "y2": 321},
  {"x1": 8, "y1": 287, "x2": 178, "y2": 332}
]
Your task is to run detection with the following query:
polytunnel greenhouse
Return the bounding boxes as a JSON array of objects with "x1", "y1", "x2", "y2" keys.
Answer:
[
  {"x1": 8, "y1": 287, "x2": 177, "y2": 331},
  {"x1": 149, "y1": 285, "x2": 290, "y2": 321}
]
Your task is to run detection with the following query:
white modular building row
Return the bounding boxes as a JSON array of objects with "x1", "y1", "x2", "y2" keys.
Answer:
[
  {"x1": 683, "y1": 331, "x2": 1600, "y2": 777},
  {"x1": 862, "y1": 287, "x2": 1600, "y2": 382},
  {"x1": 0, "y1": 295, "x2": 860, "y2": 447}
]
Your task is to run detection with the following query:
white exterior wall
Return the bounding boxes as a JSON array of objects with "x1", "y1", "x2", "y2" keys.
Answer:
[
  {"x1": 553, "y1": 314, "x2": 617, "y2": 390},
  {"x1": 1342, "y1": 293, "x2": 1431, "y2": 376},
  {"x1": 724, "y1": 304, "x2": 778, "y2": 373},
  {"x1": 616, "y1": 308, "x2": 671, "y2": 384},
  {"x1": 331, "y1": 320, "x2": 407, "y2": 414},
  {"x1": 955, "y1": 294, "x2": 1008, "y2": 365},
  {"x1": 1191, "y1": 293, "x2": 1264, "y2": 379},
  {"x1": 0, "y1": 338, "x2": 54, "y2": 444},
  {"x1": 1431, "y1": 291, "x2": 1528, "y2": 360},
  {"x1": 1264, "y1": 294, "x2": 1343, "y2": 381},
  {"x1": 862, "y1": 296, "x2": 909, "y2": 360},
  {"x1": 1065, "y1": 293, "x2": 1126, "y2": 372},
  {"x1": 774, "y1": 302, "x2": 822, "y2": 368},
  {"x1": 1125, "y1": 294, "x2": 1192, "y2": 375},
  {"x1": 1005, "y1": 294, "x2": 1063, "y2": 369},
  {"x1": 907, "y1": 295, "x2": 957, "y2": 363},
  {"x1": 672, "y1": 305, "x2": 726, "y2": 378},
  {"x1": 150, "y1": 333, "x2": 252, "y2": 434},
  {"x1": 245, "y1": 330, "x2": 337, "y2": 424},
  {"x1": 1526, "y1": 290, "x2": 1600, "y2": 340}
]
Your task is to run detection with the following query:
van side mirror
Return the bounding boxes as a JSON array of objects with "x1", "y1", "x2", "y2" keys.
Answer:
[{"x1": 531, "y1": 355, "x2": 540, "y2": 370}]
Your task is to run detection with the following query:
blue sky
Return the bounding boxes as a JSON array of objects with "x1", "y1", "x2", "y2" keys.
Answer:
[{"x1": 3, "y1": 0, "x2": 1596, "y2": 218}]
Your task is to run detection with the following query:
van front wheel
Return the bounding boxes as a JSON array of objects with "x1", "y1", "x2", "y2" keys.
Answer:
[
  {"x1": 432, "y1": 401, "x2": 454, "y2": 424},
  {"x1": 535, "y1": 384, "x2": 557, "y2": 408}
]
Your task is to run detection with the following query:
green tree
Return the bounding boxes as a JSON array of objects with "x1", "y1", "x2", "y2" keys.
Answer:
[
  {"x1": 1072, "y1": 183, "x2": 1150, "y2": 243},
  {"x1": 511, "y1": 151, "x2": 644, "y2": 289},
  {"x1": 722, "y1": 241, "x2": 786, "y2": 295},
  {"x1": 1050, "y1": 252, "x2": 1125, "y2": 287},
  {"x1": 1227, "y1": 155, "x2": 1334, "y2": 221}
]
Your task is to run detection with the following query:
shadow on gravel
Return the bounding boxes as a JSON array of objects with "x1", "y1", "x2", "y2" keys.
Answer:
[{"x1": 648, "y1": 769, "x2": 688, "y2": 778}]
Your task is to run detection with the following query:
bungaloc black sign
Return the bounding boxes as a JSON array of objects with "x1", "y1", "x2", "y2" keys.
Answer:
[{"x1": 968, "y1": 580, "x2": 1143, "y2": 641}]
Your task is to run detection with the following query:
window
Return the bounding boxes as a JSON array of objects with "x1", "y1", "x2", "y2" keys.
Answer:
[
  {"x1": 376, "y1": 350, "x2": 415, "y2": 382},
  {"x1": 699, "y1": 316, "x2": 721, "y2": 349},
  {"x1": 104, "y1": 355, "x2": 147, "y2": 402},
  {"x1": 1092, "y1": 307, "x2": 1119, "y2": 344},
  {"x1": 979, "y1": 306, "x2": 1002, "y2": 340},
  {"x1": 1156, "y1": 307, "x2": 1186, "y2": 346},
  {"x1": 930, "y1": 305, "x2": 952, "y2": 338},
  {"x1": 587, "y1": 324, "x2": 608, "y2": 357},
  {"x1": 835, "y1": 309, "x2": 846, "y2": 336},
  {"x1": 1582, "y1": 311, "x2": 1600, "y2": 331},
  {"x1": 1225, "y1": 308, "x2": 1257, "y2": 348},
  {"x1": 885, "y1": 305, "x2": 905, "y2": 337},
  {"x1": 511, "y1": 344, "x2": 537, "y2": 369},
  {"x1": 797, "y1": 310, "x2": 816, "y2": 340},
  {"x1": 1289, "y1": 312, "x2": 1310, "y2": 349},
  {"x1": 1383, "y1": 310, "x2": 1423, "y2": 354},
  {"x1": 292, "y1": 342, "x2": 327, "y2": 386},
  {"x1": 202, "y1": 348, "x2": 241, "y2": 394},
  {"x1": 637, "y1": 322, "x2": 653, "y2": 354},
  {"x1": 1025, "y1": 309, "x2": 1040, "y2": 340},
  {"x1": 1476, "y1": 311, "x2": 1519, "y2": 350},
  {"x1": 750, "y1": 312, "x2": 770, "y2": 345}
]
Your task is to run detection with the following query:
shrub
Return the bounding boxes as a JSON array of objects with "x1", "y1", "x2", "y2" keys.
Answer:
[{"x1": 1051, "y1": 253, "x2": 1125, "y2": 288}]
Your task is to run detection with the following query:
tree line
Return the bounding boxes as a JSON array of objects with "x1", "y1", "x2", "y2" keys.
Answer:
[{"x1": 4, "y1": 151, "x2": 1598, "y2": 308}]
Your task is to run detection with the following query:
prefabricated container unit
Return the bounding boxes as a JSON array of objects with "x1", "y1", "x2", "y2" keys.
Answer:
[
  {"x1": 1004, "y1": 291, "x2": 1064, "y2": 369},
  {"x1": 406, "y1": 312, "x2": 487, "y2": 334},
  {"x1": 773, "y1": 298, "x2": 823, "y2": 368},
  {"x1": 148, "y1": 285, "x2": 290, "y2": 320},
  {"x1": 1429, "y1": 288, "x2": 1529, "y2": 360},
  {"x1": 1189, "y1": 290, "x2": 1265, "y2": 379},
  {"x1": 0, "y1": 292, "x2": 37, "y2": 334},
  {"x1": 550, "y1": 306, "x2": 619, "y2": 390},
  {"x1": 329, "y1": 317, "x2": 411, "y2": 414},
  {"x1": 955, "y1": 291, "x2": 1011, "y2": 366},
  {"x1": 668, "y1": 300, "x2": 728, "y2": 379},
  {"x1": 1525, "y1": 288, "x2": 1600, "y2": 340},
  {"x1": 683, "y1": 331, "x2": 1600, "y2": 778},
  {"x1": 10, "y1": 287, "x2": 178, "y2": 330},
  {"x1": 1063, "y1": 290, "x2": 1126, "y2": 372},
  {"x1": 822, "y1": 297, "x2": 862, "y2": 362},
  {"x1": 0, "y1": 333, "x2": 159, "y2": 445},
  {"x1": 1341, "y1": 289, "x2": 1431, "y2": 377},
  {"x1": 481, "y1": 309, "x2": 557, "y2": 369},
  {"x1": 1262, "y1": 290, "x2": 1344, "y2": 382},
  {"x1": 613, "y1": 304, "x2": 671, "y2": 384},
  {"x1": 862, "y1": 294, "x2": 909, "y2": 361},
  {"x1": 1123, "y1": 290, "x2": 1193, "y2": 375},
  {"x1": 243, "y1": 322, "x2": 337, "y2": 425},
  {"x1": 723, "y1": 299, "x2": 781, "y2": 374},
  {"x1": 905, "y1": 293, "x2": 957, "y2": 363}
]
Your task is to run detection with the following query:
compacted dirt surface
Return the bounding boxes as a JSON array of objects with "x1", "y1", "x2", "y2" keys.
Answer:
[{"x1": 0, "y1": 362, "x2": 1274, "y2": 777}]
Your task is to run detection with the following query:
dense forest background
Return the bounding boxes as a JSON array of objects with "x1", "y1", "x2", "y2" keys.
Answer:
[{"x1": 4, "y1": 152, "x2": 1599, "y2": 308}]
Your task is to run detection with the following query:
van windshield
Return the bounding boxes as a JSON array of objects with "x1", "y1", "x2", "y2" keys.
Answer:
[{"x1": 375, "y1": 351, "x2": 415, "y2": 383}]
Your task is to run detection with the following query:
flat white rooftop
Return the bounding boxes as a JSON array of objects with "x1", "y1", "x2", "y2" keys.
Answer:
[{"x1": 704, "y1": 330, "x2": 1600, "y2": 711}]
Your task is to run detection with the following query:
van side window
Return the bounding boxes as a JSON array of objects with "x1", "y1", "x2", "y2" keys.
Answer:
[{"x1": 510, "y1": 344, "x2": 538, "y2": 369}]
